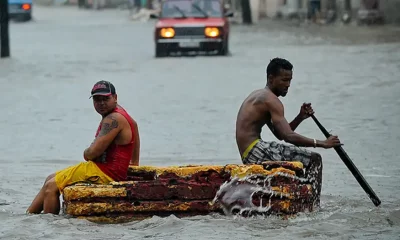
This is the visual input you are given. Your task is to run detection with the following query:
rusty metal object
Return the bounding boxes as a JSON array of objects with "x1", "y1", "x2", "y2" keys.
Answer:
[{"x1": 62, "y1": 161, "x2": 321, "y2": 223}]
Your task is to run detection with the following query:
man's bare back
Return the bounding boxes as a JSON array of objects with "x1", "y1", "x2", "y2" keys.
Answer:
[{"x1": 236, "y1": 88, "x2": 278, "y2": 157}]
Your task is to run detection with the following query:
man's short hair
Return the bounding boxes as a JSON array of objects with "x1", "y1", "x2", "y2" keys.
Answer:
[{"x1": 266, "y1": 58, "x2": 293, "y2": 77}]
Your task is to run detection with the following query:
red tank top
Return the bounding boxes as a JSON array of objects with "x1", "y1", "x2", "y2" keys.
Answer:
[{"x1": 94, "y1": 106, "x2": 136, "y2": 181}]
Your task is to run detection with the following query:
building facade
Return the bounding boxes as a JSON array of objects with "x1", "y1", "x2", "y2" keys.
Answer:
[{"x1": 234, "y1": 0, "x2": 400, "y2": 24}]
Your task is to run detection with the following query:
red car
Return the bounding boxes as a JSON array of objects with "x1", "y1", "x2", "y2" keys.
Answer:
[{"x1": 150, "y1": 0, "x2": 233, "y2": 57}]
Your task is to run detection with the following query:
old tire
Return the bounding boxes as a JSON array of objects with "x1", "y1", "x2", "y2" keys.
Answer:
[{"x1": 217, "y1": 37, "x2": 229, "y2": 56}]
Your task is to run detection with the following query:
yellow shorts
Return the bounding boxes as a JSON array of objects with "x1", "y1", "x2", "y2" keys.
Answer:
[{"x1": 55, "y1": 161, "x2": 114, "y2": 193}]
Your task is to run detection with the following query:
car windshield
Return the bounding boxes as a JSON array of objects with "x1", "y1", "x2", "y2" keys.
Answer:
[{"x1": 161, "y1": 0, "x2": 222, "y2": 18}]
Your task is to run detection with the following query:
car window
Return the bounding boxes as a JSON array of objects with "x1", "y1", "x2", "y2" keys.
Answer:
[{"x1": 161, "y1": 0, "x2": 222, "y2": 18}]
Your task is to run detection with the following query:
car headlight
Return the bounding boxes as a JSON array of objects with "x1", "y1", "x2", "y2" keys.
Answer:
[
  {"x1": 160, "y1": 28, "x2": 175, "y2": 38},
  {"x1": 22, "y1": 3, "x2": 31, "y2": 10},
  {"x1": 204, "y1": 27, "x2": 220, "y2": 37}
]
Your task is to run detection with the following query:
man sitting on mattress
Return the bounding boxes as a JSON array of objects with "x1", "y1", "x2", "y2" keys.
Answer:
[
  {"x1": 27, "y1": 80, "x2": 140, "y2": 215},
  {"x1": 235, "y1": 58, "x2": 341, "y2": 168}
]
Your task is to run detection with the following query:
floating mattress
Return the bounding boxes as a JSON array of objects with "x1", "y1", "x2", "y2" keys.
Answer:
[{"x1": 62, "y1": 161, "x2": 321, "y2": 223}]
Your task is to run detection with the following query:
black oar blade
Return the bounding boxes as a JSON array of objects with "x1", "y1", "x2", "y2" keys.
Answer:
[{"x1": 311, "y1": 115, "x2": 381, "y2": 207}]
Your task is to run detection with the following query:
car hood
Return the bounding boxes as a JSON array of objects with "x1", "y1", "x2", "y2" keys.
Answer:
[{"x1": 156, "y1": 18, "x2": 225, "y2": 28}]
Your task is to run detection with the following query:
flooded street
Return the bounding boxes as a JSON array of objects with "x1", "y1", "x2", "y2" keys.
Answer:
[{"x1": 1, "y1": 5, "x2": 400, "y2": 240}]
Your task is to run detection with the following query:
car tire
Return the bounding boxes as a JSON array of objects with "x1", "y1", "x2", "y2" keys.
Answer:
[
  {"x1": 15, "y1": 13, "x2": 31, "y2": 22},
  {"x1": 23, "y1": 14, "x2": 32, "y2": 22},
  {"x1": 217, "y1": 37, "x2": 229, "y2": 56},
  {"x1": 155, "y1": 43, "x2": 168, "y2": 58}
]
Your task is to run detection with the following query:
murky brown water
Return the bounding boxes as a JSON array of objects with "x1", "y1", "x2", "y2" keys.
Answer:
[{"x1": 1, "y1": 6, "x2": 400, "y2": 240}]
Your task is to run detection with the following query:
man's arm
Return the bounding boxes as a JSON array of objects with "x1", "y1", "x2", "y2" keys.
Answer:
[
  {"x1": 289, "y1": 115, "x2": 303, "y2": 131},
  {"x1": 289, "y1": 103, "x2": 313, "y2": 131},
  {"x1": 84, "y1": 113, "x2": 122, "y2": 161},
  {"x1": 266, "y1": 119, "x2": 283, "y2": 141},
  {"x1": 269, "y1": 99, "x2": 325, "y2": 148},
  {"x1": 130, "y1": 120, "x2": 140, "y2": 166}
]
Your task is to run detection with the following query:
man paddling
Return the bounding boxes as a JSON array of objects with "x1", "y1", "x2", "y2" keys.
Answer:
[
  {"x1": 27, "y1": 80, "x2": 140, "y2": 215},
  {"x1": 236, "y1": 58, "x2": 341, "y2": 167}
]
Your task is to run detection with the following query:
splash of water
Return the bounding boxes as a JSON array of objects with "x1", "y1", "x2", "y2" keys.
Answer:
[
  {"x1": 212, "y1": 176, "x2": 272, "y2": 217},
  {"x1": 212, "y1": 171, "x2": 314, "y2": 217}
]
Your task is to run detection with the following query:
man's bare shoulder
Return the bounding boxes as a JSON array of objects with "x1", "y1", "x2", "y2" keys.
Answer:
[
  {"x1": 263, "y1": 89, "x2": 283, "y2": 109},
  {"x1": 116, "y1": 105, "x2": 137, "y2": 126},
  {"x1": 248, "y1": 88, "x2": 281, "y2": 108},
  {"x1": 103, "y1": 111, "x2": 123, "y2": 120},
  {"x1": 129, "y1": 116, "x2": 138, "y2": 126},
  {"x1": 244, "y1": 89, "x2": 267, "y2": 104},
  {"x1": 96, "y1": 113, "x2": 124, "y2": 137},
  {"x1": 102, "y1": 112, "x2": 129, "y2": 128}
]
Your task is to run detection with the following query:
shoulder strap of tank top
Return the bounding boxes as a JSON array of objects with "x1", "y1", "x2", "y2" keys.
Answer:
[{"x1": 113, "y1": 106, "x2": 135, "y2": 143}]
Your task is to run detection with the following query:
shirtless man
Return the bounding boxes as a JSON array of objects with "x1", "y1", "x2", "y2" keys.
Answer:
[
  {"x1": 27, "y1": 80, "x2": 140, "y2": 215},
  {"x1": 236, "y1": 58, "x2": 341, "y2": 168}
]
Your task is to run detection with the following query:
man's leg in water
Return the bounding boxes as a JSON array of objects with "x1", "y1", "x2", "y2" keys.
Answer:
[
  {"x1": 26, "y1": 173, "x2": 55, "y2": 214},
  {"x1": 39, "y1": 161, "x2": 113, "y2": 214},
  {"x1": 43, "y1": 176, "x2": 61, "y2": 214}
]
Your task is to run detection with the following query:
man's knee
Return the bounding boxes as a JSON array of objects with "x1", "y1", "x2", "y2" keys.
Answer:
[
  {"x1": 311, "y1": 152, "x2": 322, "y2": 161},
  {"x1": 44, "y1": 178, "x2": 59, "y2": 196},
  {"x1": 310, "y1": 152, "x2": 323, "y2": 169},
  {"x1": 45, "y1": 173, "x2": 56, "y2": 183}
]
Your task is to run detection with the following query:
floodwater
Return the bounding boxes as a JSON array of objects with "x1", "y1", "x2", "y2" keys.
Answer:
[{"x1": 1, "y1": 5, "x2": 400, "y2": 240}]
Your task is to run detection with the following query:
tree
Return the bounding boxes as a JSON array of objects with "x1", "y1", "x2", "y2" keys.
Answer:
[{"x1": 0, "y1": 0, "x2": 10, "y2": 58}]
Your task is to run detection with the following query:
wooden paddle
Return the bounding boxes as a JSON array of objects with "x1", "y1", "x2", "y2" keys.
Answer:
[{"x1": 311, "y1": 114, "x2": 381, "y2": 207}]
